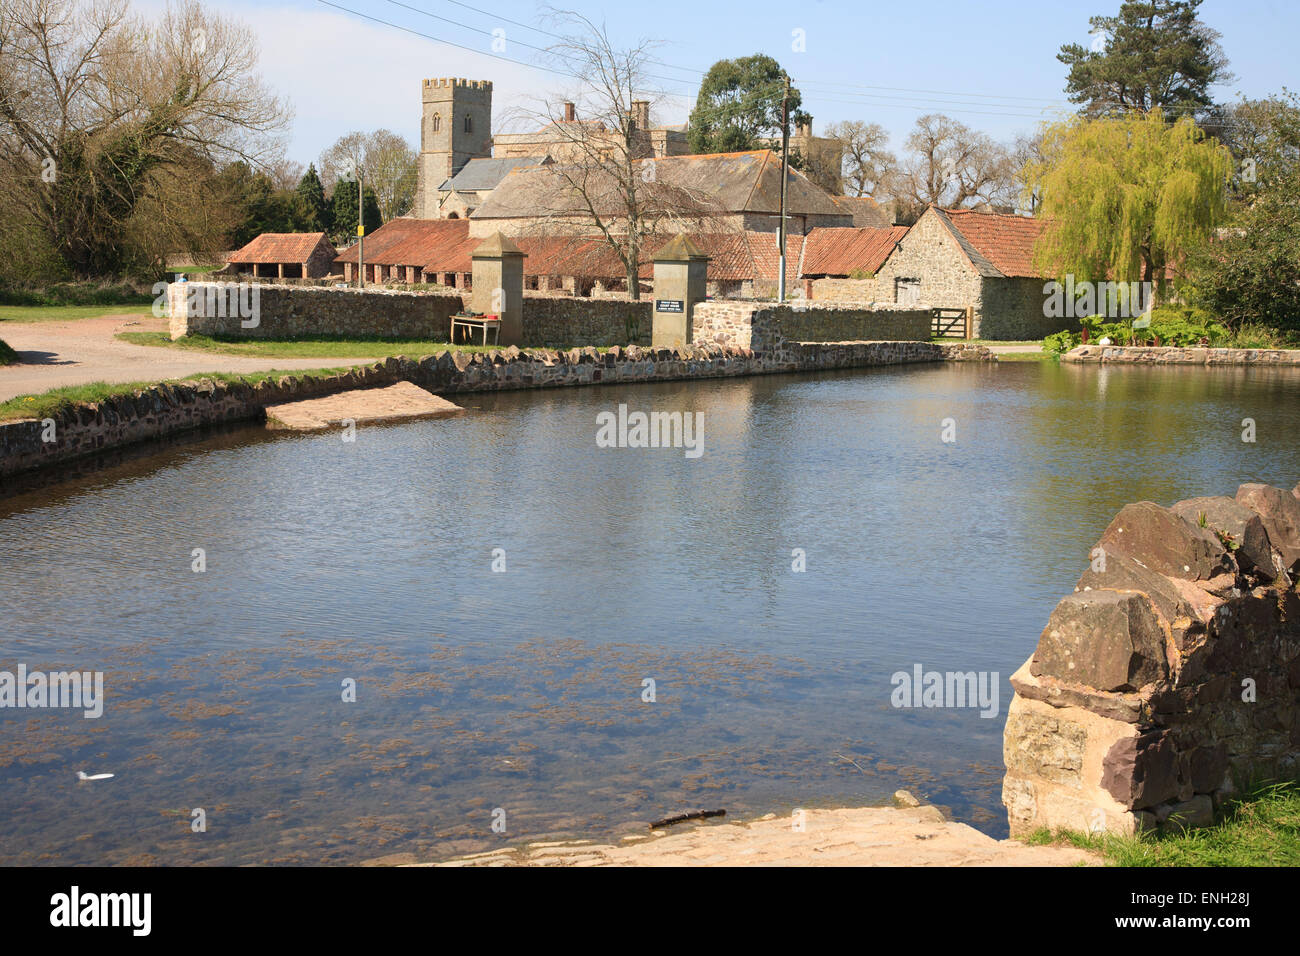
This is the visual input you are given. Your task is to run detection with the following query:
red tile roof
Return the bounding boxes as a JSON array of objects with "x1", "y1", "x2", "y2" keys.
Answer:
[
  {"x1": 799, "y1": 226, "x2": 909, "y2": 277},
  {"x1": 333, "y1": 219, "x2": 480, "y2": 272},
  {"x1": 935, "y1": 208, "x2": 1045, "y2": 278},
  {"x1": 227, "y1": 232, "x2": 333, "y2": 264}
]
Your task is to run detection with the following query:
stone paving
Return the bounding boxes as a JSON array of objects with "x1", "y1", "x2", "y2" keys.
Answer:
[
  {"x1": 416, "y1": 804, "x2": 1099, "y2": 867},
  {"x1": 264, "y1": 381, "x2": 462, "y2": 430}
]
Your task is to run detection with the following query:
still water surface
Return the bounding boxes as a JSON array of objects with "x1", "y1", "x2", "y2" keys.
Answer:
[{"x1": 1, "y1": 360, "x2": 1298, "y2": 864}]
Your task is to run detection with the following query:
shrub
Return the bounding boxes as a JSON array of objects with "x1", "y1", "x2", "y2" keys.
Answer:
[
  {"x1": 0, "y1": 281, "x2": 154, "y2": 307},
  {"x1": 0, "y1": 339, "x2": 17, "y2": 366}
]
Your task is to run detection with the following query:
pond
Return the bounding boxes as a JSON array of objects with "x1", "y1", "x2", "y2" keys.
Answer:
[{"x1": 2, "y1": 359, "x2": 1298, "y2": 864}]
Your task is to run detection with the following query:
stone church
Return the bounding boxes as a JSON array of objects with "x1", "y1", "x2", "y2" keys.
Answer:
[{"x1": 410, "y1": 76, "x2": 849, "y2": 231}]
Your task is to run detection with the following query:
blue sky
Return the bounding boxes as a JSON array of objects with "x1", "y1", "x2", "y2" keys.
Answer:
[{"x1": 165, "y1": 0, "x2": 1298, "y2": 164}]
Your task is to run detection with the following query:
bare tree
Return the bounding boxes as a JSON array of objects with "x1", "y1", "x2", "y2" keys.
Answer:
[
  {"x1": 517, "y1": 8, "x2": 724, "y2": 299},
  {"x1": 823, "y1": 120, "x2": 896, "y2": 197},
  {"x1": 891, "y1": 113, "x2": 1017, "y2": 216},
  {"x1": 0, "y1": 0, "x2": 291, "y2": 276},
  {"x1": 318, "y1": 129, "x2": 417, "y2": 223}
]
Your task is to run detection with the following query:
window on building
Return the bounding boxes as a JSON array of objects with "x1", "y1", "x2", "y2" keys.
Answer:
[
  {"x1": 464, "y1": 114, "x2": 472, "y2": 133},
  {"x1": 432, "y1": 113, "x2": 440, "y2": 132}
]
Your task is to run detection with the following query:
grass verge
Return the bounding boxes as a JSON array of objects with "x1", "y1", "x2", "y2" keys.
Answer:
[
  {"x1": 1024, "y1": 782, "x2": 1300, "y2": 866},
  {"x1": 116, "y1": 331, "x2": 500, "y2": 359},
  {"x1": 0, "y1": 304, "x2": 154, "y2": 324},
  {"x1": 0, "y1": 367, "x2": 357, "y2": 422}
]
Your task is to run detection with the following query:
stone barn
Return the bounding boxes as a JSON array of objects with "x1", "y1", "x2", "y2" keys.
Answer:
[
  {"x1": 873, "y1": 206, "x2": 1066, "y2": 340},
  {"x1": 226, "y1": 232, "x2": 338, "y2": 279}
]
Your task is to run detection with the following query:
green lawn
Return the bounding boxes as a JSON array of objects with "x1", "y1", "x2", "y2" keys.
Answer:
[
  {"x1": 117, "y1": 331, "x2": 500, "y2": 359},
  {"x1": 0, "y1": 367, "x2": 358, "y2": 422},
  {"x1": 0, "y1": 304, "x2": 154, "y2": 324},
  {"x1": 1025, "y1": 782, "x2": 1300, "y2": 866},
  {"x1": 0, "y1": 338, "x2": 17, "y2": 366}
]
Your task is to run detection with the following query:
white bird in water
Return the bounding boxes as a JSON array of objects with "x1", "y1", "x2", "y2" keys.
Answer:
[{"x1": 76, "y1": 771, "x2": 114, "y2": 781}]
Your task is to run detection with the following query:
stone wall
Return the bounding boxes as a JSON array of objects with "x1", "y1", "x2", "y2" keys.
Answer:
[
  {"x1": 1003, "y1": 486, "x2": 1300, "y2": 836},
  {"x1": 517, "y1": 294, "x2": 652, "y2": 348},
  {"x1": 1, "y1": 341, "x2": 990, "y2": 484},
  {"x1": 980, "y1": 277, "x2": 1076, "y2": 341},
  {"x1": 1065, "y1": 345, "x2": 1300, "y2": 366},
  {"x1": 168, "y1": 282, "x2": 467, "y2": 340},
  {"x1": 693, "y1": 301, "x2": 931, "y2": 352},
  {"x1": 810, "y1": 277, "x2": 882, "y2": 302},
  {"x1": 168, "y1": 282, "x2": 655, "y2": 349}
]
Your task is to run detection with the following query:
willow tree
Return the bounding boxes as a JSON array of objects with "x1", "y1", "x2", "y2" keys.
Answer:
[{"x1": 1023, "y1": 109, "x2": 1232, "y2": 302}]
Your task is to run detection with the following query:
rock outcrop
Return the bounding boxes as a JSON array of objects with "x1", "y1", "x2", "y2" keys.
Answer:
[{"x1": 1003, "y1": 484, "x2": 1300, "y2": 836}]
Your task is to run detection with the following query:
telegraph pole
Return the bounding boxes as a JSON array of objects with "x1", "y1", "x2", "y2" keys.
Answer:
[
  {"x1": 777, "y1": 74, "x2": 790, "y2": 303},
  {"x1": 357, "y1": 168, "x2": 365, "y2": 290}
]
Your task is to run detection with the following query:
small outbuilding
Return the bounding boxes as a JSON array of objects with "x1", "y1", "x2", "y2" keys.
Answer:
[{"x1": 226, "y1": 232, "x2": 338, "y2": 279}]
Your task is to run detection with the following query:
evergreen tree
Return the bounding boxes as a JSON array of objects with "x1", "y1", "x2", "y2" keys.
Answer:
[
  {"x1": 328, "y1": 182, "x2": 382, "y2": 243},
  {"x1": 1058, "y1": 1, "x2": 1231, "y2": 120},
  {"x1": 296, "y1": 164, "x2": 331, "y2": 233}
]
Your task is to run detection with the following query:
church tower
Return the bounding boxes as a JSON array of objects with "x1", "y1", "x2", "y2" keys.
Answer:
[{"x1": 415, "y1": 78, "x2": 494, "y2": 219}]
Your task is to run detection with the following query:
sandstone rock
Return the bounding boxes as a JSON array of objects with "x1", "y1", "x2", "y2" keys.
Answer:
[
  {"x1": 1235, "y1": 483, "x2": 1300, "y2": 572},
  {"x1": 1159, "y1": 794, "x2": 1214, "y2": 832},
  {"x1": 1100, "y1": 729, "x2": 1181, "y2": 809},
  {"x1": 1097, "y1": 501, "x2": 1233, "y2": 581},
  {"x1": 1009, "y1": 659, "x2": 1145, "y2": 723},
  {"x1": 892, "y1": 790, "x2": 922, "y2": 808},
  {"x1": 1031, "y1": 590, "x2": 1169, "y2": 692},
  {"x1": 1075, "y1": 549, "x2": 1197, "y2": 627},
  {"x1": 1170, "y1": 496, "x2": 1274, "y2": 576}
]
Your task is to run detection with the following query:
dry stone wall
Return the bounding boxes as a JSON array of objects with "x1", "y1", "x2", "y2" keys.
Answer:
[
  {"x1": 1066, "y1": 345, "x2": 1300, "y2": 366},
  {"x1": 168, "y1": 283, "x2": 654, "y2": 349},
  {"x1": 1003, "y1": 485, "x2": 1300, "y2": 836},
  {"x1": 693, "y1": 301, "x2": 931, "y2": 352}
]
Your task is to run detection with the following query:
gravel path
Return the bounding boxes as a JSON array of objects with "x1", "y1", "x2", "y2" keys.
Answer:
[{"x1": 0, "y1": 314, "x2": 375, "y2": 401}]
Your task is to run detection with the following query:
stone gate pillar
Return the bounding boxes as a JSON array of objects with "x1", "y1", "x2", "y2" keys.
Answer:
[
  {"x1": 652, "y1": 235, "x2": 709, "y2": 349},
  {"x1": 471, "y1": 232, "x2": 526, "y2": 346}
]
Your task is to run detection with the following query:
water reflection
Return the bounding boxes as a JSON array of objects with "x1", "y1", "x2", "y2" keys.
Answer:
[{"x1": 1, "y1": 361, "x2": 1298, "y2": 864}]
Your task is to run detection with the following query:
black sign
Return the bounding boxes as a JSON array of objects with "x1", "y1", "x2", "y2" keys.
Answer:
[{"x1": 655, "y1": 299, "x2": 684, "y2": 313}]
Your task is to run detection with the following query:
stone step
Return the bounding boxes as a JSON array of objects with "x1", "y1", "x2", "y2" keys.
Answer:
[{"x1": 264, "y1": 381, "x2": 462, "y2": 431}]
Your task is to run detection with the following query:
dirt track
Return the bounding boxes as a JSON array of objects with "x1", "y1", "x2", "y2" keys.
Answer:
[{"x1": 0, "y1": 313, "x2": 373, "y2": 402}]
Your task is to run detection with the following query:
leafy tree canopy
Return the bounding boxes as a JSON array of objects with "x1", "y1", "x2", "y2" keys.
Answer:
[{"x1": 688, "y1": 54, "x2": 808, "y2": 154}]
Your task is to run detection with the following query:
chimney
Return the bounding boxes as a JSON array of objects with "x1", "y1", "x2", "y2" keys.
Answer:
[
  {"x1": 563, "y1": 102, "x2": 575, "y2": 122},
  {"x1": 631, "y1": 100, "x2": 650, "y2": 130}
]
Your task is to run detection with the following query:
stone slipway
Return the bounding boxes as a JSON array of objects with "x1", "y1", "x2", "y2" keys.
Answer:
[
  {"x1": 264, "y1": 381, "x2": 462, "y2": 430},
  {"x1": 413, "y1": 806, "x2": 1099, "y2": 867}
]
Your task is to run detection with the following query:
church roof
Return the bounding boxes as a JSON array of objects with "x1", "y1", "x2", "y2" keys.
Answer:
[
  {"x1": 470, "y1": 150, "x2": 850, "y2": 222},
  {"x1": 437, "y1": 156, "x2": 547, "y2": 193}
]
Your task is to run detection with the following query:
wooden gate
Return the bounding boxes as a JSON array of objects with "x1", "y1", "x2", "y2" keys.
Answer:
[{"x1": 931, "y1": 307, "x2": 973, "y2": 339}]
